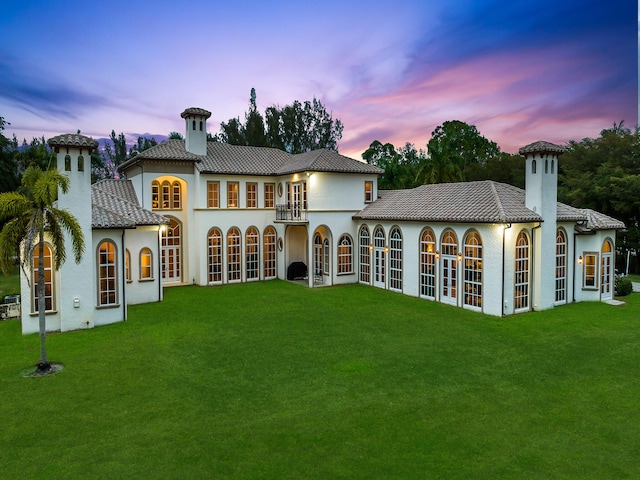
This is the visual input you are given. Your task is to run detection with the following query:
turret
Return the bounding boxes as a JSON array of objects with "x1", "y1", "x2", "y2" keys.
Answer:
[
  {"x1": 181, "y1": 107, "x2": 211, "y2": 155},
  {"x1": 519, "y1": 140, "x2": 565, "y2": 310}
]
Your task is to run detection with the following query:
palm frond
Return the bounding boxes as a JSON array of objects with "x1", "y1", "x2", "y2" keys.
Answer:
[{"x1": 50, "y1": 207, "x2": 85, "y2": 264}]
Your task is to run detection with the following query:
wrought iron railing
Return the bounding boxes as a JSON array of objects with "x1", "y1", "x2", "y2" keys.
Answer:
[{"x1": 276, "y1": 203, "x2": 308, "y2": 222}]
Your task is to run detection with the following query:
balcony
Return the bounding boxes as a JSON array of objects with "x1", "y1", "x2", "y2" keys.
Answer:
[{"x1": 275, "y1": 203, "x2": 308, "y2": 223}]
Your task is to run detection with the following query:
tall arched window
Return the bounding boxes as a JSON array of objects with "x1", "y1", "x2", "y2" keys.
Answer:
[
  {"x1": 172, "y1": 181, "x2": 181, "y2": 209},
  {"x1": 601, "y1": 239, "x2": 613, "y2": 298},
  {"x1": 532, "y1": 160, "x2": 537, "y2": 174},
  {"x1": 313, "y1": 233, "x2": 323, "y2": 277},
  {"x1": 152, "y1": 180, "x2": 182, "y2": 210},
  {"x1": 373, "y1": 226, "x2": 386, "y2": 287},
  {"x1": 441, "y1": 229, "x2": 458, "y2": 303},
  {"x1": 227, "y1": 227, "x2": 241, "y2": 282},
  {"x1": 139, "y1": 247, "x2": 153, "y2": 280},
  {"x1": 337, "y1": 234, "x2": 353, "y2": 274},
  {"x1": 125, "y1": 249, "x2": 131, "y2": 283},
  {"x1": 263, "y1": 226, "x2": 276, "y2": 279},
  {"x1": 31, "y1": 244, "x2": 54, "y2": 313},
  {"x1": 207, "y1": 228, "x2": 222, "y2": 284},
  {"x1": 98, "y1": 240, "x2": 118, "y2": 306},
  {"x1": 420, "y1": 228, "x2": 436, "y2": 298},
  {"x1": 161, "y1": 218, "x2": 182, "y2": 282},
  {"x1": 77, "y1": 155, "x2": 84, "y2": 172},
  {"x1": 555, "y1": 229, "x2": 567, "y2": 303},
  {"x1": 359, "y1": 226, "x2": 370, "y2": 284},
  {"x1": 515, "y1": 231, "x2": 530, "y2": 311},
  {"x1": 161, "y1": 181, "x2": 171, "y2": 209},
  {"x1": 389, "y1": 227, "x2": 402, "y2": 291},
  {"x1": 64, "y1": 155, "x2": 71, "y2": 171},
  {"x1": 246, "y1": 227, "x2": 259, "y2": 281},
  {"x1": 323, "y1": 238, "x2": 330, "y2": 275},
  {"x1": 463, "y1": 231, "x2": 482, "y2": 308}
]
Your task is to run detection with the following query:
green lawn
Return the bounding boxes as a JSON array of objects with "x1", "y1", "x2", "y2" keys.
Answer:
[
  {"x1": 1, "y1": 281, "x2": 639, "y2": 479},
  {"x1": 0, "y1": 266, "x2": 20, "y2": 299}
]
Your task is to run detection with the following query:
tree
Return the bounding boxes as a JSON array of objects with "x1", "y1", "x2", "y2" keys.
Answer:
[
  {"x1": 0, "y1": 117, "x2": 19, "y2": 193},
  {"x1": 559, "y1": 122, "x2": 640, "y2": 273},
  {"x1": 0, "y1": 167, "x2": 84, "y2": 373},
  {"x1": 217, "y1": 89, "x2": 344, "y2": 153},
  {"x1": 465, "y1": 152, "x2": 525, "y2": 188},
  {"x1": 168, "y1": 131, "x2": 184, "y2": 140},
  {"x1": 427, "y1": 121, "x2": 500, "y2": 181}
]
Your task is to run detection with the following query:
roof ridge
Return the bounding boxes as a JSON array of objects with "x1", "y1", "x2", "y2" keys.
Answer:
[{"x1": 488, "y1": 180, "x2": 508, "y2": 222}]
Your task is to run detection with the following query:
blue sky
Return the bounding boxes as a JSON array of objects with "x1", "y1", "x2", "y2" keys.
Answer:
[{"x1": 0, "y1": 0, "x2": 636, "y2": 159}]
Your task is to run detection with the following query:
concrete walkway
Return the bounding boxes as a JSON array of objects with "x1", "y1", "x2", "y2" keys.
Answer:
[{"x1": 633, "y1": 282, "x2": 640, "y2": 293}]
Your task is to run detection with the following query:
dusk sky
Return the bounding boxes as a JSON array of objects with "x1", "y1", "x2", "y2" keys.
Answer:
[{"x1": 0, "y1": 0, "x2": 636, "y2": 160}]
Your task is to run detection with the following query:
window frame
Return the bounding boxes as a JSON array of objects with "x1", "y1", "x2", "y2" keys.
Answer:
[
  {"x1": 246, "y1": 182, "x2": 258, "y2": 209},
  {"x1": 420, "y1": 228, "x2": 436, "y2": 299},
  {"x1": 97, "y1": 240, "x2": 118, "y2": 307},
  {"x1": 364, "y1": 181, "x2": 373, "y2": 203},
  {"x1": 207, "y1": 181, "x2": 219, "y2": 208},
  {"x1": 139, "y1": 247, "x2": 153, "y2": 281},
  {"x1": 246, "y1": 226, "x2": 259, "y2": 281},
  {"x1": 31, "y1": 243, "x2": 55, "y2": 313},
  {"x1": 227, "y1": 227, "x2": 241, "y2": 282},
  {"x1": 207, "y1": 228, "x2": 223, "y2": 284},
  {"x1": 463, "y1": 231, "x2": 482, "y2": 309},
  {"x1": 337, "y1": 234, "x2": 353, "y2": 275},
  {"x1": 263, "y1": 226, "x2": 277, "y2": 279},
  {"x1": 582, "y1": 252, "x2": 598, "y2": 290},
  {"x1": 359, "y1": 225, "x2": 370, "y2": 284},
  {"x1": 514, "y1": 231, "x2": 530, "y2": 311},
  {"x1": 264, "y1": 183, "x2": 275, "y2": 209},
  {"x1": 389, "y1": 227, "x2": 402, "y2": 292},
  {"x1": 227, "y1": 182, "x2": 239, "y2": 208},
  {"x1": 555, "y1": 228, "x2": 567, "y2": 303}
]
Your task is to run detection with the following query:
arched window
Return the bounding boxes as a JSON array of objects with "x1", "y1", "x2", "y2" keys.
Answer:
[
  {"x1": 532, "y1": 160, "x2": 537, "y2": 174},
  {"x1": 125, "y1": 249, "x2": 131, "y2": 283},
  {"x1": 161, "y1": 218, "x2": 182, "y2": 282},
  {"x1": 314, "y1": 233, "x2": 323, "y2": 277},
  {"x1": 463, "y1": 231, "x2": 482, "y2": 308},
  {"x1": 246, "y1": 227, "x2": 259, "y2": 281},
  {"x1": 31, "y1": 244, "x2": 54, "y2": 313},
  {"x1": 601, "y1": 239, "x2": 613, "y2": 298},
  {"x1": 172, "y1": 181, "x2": 181, "y2": 209},
  {"x1": 389, "y1": 227, "x2": 402, "y2": 291},
  {"x1": 139, "y1": 247, "x2": 153, "y2": 280},
  {"x1": 545, "y1": 159, "x2": 549, "y2": 174},
  {"x1": 207, "y1": 228, "x2": 222, "y2": 284},
  {"x1": 515, "y1": 231, "x2": 530, "y2": 311},
  {"x1": 420, "y1": 228, "x2": 436, "y2": 298},
  {"x1": 64, "y1": 155, "x2": 71, "y2": 171},
  {"x1": 98, "y1": 240, "x2": 117, "y2": 306},
  {"x1": 77, "y1": 155, "x2": 84, "y2": 172},
  {"x1": 440, "y1": 229, "x2": 458, "y2": 303},
  {"x1": 323, "y1": 238, "x2": 330, "y2": 275},
  {"x1": 151, "y1": 181, "x2": 159, "y2": 209},
  {"x1": 227, "y1": 227, "x2": 241, "y2": 282},
  {"x1": 161, "y1": 181, "x2": 171, "y2": 209},
  {"x1": 263, "y1": 226, "x2": 276, "y2": 279},
  {"x1": 192, "y1": 120, "x2": 196, "y2": 130},
  {"x1": 373, "y1": 226, "x2": 385, "y2": 286},
  {"x1": 337, "y1": 234, "x2": 353, "y2": 274},
  {"x1": 555, "y1": 229, "x2": 567, "y2": 303},
  {"x1": 199, "y1": 120, "x2": 203, "y2": 131},
  {"x1": 551, "y1": 159, "x2": 555, "y2": 174},
  {"x1": 359, "y1": 225, "x2": 370, "y2": 283},
  {"x1": 152, "y1": 179, "x2": 182, "y2": 210}
]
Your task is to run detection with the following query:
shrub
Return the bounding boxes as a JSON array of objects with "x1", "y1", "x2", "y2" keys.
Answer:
[{"x1": 615, "y1": 275, "x2": 633, "y2": 296}]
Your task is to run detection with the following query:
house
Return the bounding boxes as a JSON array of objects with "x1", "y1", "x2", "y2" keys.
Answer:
[{"x1": 20, "y1": 107, "x2": 625, "y2": 333}]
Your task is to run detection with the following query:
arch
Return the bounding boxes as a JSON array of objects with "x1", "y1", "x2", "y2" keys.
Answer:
[
  {"x1": 337, "y1": 234, "x2": 353, "y2": 274},
  {"x1": 532, "y1": 159, "x2": 537, "y2": 174},
  {"x1": 440, "y1": 229, "x2": 458, "y2": 303},
  {"x1": 555, "y1": 228, "x2": 567, "y2": 303},
  {"x1": 601, "y1": 238, "x2": 614, "y2": 298},
  {"x1": 97, "y1": 240, "x2": 118, "y2": 306},
  {"x1": 514, "y1": 230, "x2": 530, "y2": 311},
  {"x1": 161, "y1": 181, "x2": 171, "y2": 209},
  {"x1": 152, "y1": 178, "x2": 184, "y2": 210},
  {"x1": 227, "y1": 227, "x2": 241, "y2": 282},
  {"x1": 323, "y1": 238, "x2": 330, "y2": 275},
  {"x1": 359, "y1": 225, "x2": 370, "y2": 283},
  {"x1": 192, "y1": 119, "x2": 196, "y2": 130},
  {"x1": 419, "y1": 227, "x2": 436, "y2": 298},
  {"x1": 199, "y1": 120, "x2": 203, "y2": 131},
  {"x1": 31, "y1": 243, "x2": 55, "y2": 313},
  {"x1": 77, "y1": 155, "x2": 84, "y2": 172},
  {"x1": 463, "y1": 230, "x2": 482, "y2": 308},
  {"x1": 313, "y1": 232, "x2": 323, "y2": 278},
  {"x1": 373, "y1": 225, "x2": 386, "y2": 288},
  {"x1": 207, "y1": 227, "x2": 223, "y2": 284},
  {"x1": 263, "y1": 226, "x2": 277, "y2": 279},
  {"x1": 139, "y1": 247, "x2": 153, "y2": 280},
  {"x1": 389, "y1": 226, "x2": 402, "y2": 291},
  {"x1": 246, "y1": 226, "x2": 260, "y2": 281},
  {"x1": 551, "y1": 159, "x2": 555, "y2": 174},
  {"x1": 172, "y1": 181, "x2": 181, "y2": 209},
  {"x1": 64, "y1": 154, "x2": 71, "y2": 171},
  {"x1": 161, "y1": 217, "x2": 182, "y2": 283}
]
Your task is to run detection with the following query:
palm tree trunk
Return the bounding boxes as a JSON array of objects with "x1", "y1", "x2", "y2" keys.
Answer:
[{"x1": 37, "y1": 228, "x2": 48, "y2": 370}]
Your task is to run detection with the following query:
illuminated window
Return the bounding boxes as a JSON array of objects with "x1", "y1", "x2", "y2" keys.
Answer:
[
  {"x1": 263, "y1": 226, "x2": 276, "y2": 279},
  {"x1": 246, "y1": 227, "x2": 259, "y2": 280},
  {"x1": 389, "y1": 227, "x2": 402, "y2": 291},
  {"x1": 601, "y1": 240, "x2": 613, "y2": 296},
  {"x1": 323, "y1": 238, "x2": 329, "y2": 275},
  {"x1": 151, "y1": 182, "x2": 159, "y2": 209},
  {"x1": 125, "y1": 249, "x2": 131, "y2": 283},
  {"x1": 98, "y1": 240, "x2": 117, "y2": 306},
  {"x1": 463, "y1": 231, "x2": 482, "y2": 308},
  {"x1": 420, "y1": 228, "x2": 436, "y2": 298},
  {"x1": 337, "y1": 235, "x2": 353, "y2": 274},
  {"x1": 583, "y1": 252, "x2": 598, "y2": 289},
  {"x1": 207, "y1": 228, "x2": 222, "y2": 284},
  {"x1": 139, "y1": 247, "x2": 153, "y2": 280},
  {"x1": 364, "y1": 181, "x2": 373, "y2": 203},
  {"x1": 247, "y1": 183, "x2": 257, "y2": 209},
  {"x1": 555, "y1": 229, "x2": 567, "y2": 303},
  {"x1": 172, "y1": 181, "x2": 181, "y2": 209},
  {"x1": 227, "y1": 182, "x2": 239, "y2": 208},
  {"x1": 264, "y1": 183, "x2": 275, "y2": 209},
  {"x1": 31, "y1": 244, "x2": 54, "y2": 313},
  {"x1": 207, "y1": 181, "x2": 219, "y2": 208},
  {"x1": 227, "y1": 227, "x2": 241, "y2": 281}
]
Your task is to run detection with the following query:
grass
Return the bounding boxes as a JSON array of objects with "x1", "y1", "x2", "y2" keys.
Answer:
[
  {"x1": 1, "y1": 281, "x2": 639, "y2": 479},
  {"x1": 0, "y1": 265, "x2": 20, "y2": 299}
]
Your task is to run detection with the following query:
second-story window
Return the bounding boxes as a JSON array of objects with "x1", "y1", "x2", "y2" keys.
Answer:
[
  {"x1": 247, "y1": 183, "x2": 257, "y2": 208},
  {"x1": 264, "y1": 183, "x2": 275, "y2": 208},
  {"x1": 227, "y1": 182, "x2": 239, "y2": 208},
  {"x1": 207, "y1": 181, "x2": 219, "y2": 208},
  {"x1": 364, "y1": 181, "x2": 373, "y2": 203},
  {"x1": 152, "y1": 180, "x2": 182, "y2": 210}
]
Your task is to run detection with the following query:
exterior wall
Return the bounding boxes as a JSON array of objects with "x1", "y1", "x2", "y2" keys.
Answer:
[
  {"x1": 574, "y1": 231, "x2": 616, "y2": 302},
  {"x1": 124, "y1": 226, "x2": 163, "y2": 305},
  {"x1": 92, "y1": 230, "x2": 127, "y2": 328},
  {"x1": 307, "y1": 172, "x2": 377, "y2": 211}
]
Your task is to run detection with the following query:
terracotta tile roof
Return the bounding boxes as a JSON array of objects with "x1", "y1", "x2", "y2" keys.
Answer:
[
  {"x1": 577, "y1": 209, "x2": 626, "y2": 232},
  {"x1": 48, "y1": 134, "x2": 99, "y2": 149},
  {"x1": 91, "y1": 180, "x2": 168, "y2": 229},
  {"x1": 518, "y1": 140, "x2": 565, "y2": 155},
  {"x1": 181, "y1": 107, "x2": 212, "y2": 118},
  {"x1": 120, "y1": 140, "x2": 383, "y2": 176},
  {"x1": 354, "y1": 180, "x2": 624, "y2": 229}
]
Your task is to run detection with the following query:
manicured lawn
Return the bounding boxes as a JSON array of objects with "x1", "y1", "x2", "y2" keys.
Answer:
[
  {"x1": 1, "y1": 281, "x2": 639, "y2": 479},
  {"x1": 0, "y1": 266, "x2": 20, "y2": 299}
]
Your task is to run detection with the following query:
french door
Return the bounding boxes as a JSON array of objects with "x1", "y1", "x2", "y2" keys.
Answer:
[{"x1": 441, "y1": 256, "x2": 457, "y2": 303}]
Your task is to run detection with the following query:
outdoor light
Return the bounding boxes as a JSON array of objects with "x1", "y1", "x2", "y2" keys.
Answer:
[
  {"x1": 457, "y1": 253, "x2": 463, "y2": 261},
  {"x1": 578, "y1": 256, "x2": 583, "y2": 265},
  {"x1": 435, "y1": 251, "x2": 440, "y2": 259},
  {"x1": 369, "y1": 245, "x2": 373, "y2": 251},
  {"x1": 384, "y1": 246, "x2": 389, "y2": 253}
]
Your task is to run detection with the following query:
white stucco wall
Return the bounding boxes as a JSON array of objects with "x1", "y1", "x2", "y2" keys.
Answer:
[{"x1": 124, "y1": 226, "x2": 163, "y2": 305}]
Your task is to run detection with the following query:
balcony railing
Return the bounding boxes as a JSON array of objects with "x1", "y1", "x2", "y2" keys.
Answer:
[{"x1": 276, "y1": 203, "x2": 308, "y2": 222}]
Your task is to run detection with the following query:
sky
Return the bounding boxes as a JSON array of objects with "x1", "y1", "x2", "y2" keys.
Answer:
[{"x1": 0, "y1": 0, "x2": 637, "y2": 160}]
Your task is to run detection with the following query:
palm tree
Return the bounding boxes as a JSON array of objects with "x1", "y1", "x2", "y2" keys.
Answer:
[{"x1": 0, "y1": 166, "x2": 84, "y2": 373}]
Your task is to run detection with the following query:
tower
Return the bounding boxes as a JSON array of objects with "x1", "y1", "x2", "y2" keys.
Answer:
[
  {"x1": 47, "y1": 134, "x2": 98, "y2": 331},
  {"x1": 181, "y1": 107, "x2": 211, "y2": 155},
  {"x1": 519, "y1": 140, "x2": 565, "y2": 310}
]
